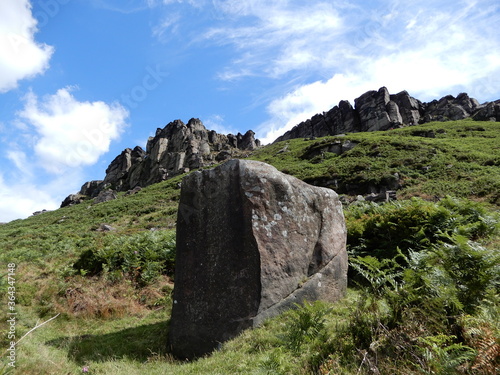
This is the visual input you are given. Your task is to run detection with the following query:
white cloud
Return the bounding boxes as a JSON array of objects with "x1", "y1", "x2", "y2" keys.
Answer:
[
  {"x1": 152, "y1": 13, "x2": 182, "y2": 39},
  {"x1": 6, "y1": 149, "x2": 33, "y2": 178},
  {"x1": 206, "y1": 1, "x2": 345, "y2": 79},
  {"x1": 18, "y1": 87, "x2": 129, "y2": 174},
  {"x1": 0, "y1": 0, "x2": 53, "y2": 92},
  {"x1": 0, "y1": 87, "x2": 129, "y2": 222},
  {"x1": 252, "y1": 0, "x2": 500, "y2": 143},
  {"x1": 90, "y1": 0, "x2": 152, "y2": 13},
  {"x1": 0, "y1": 169, "x2": 84, "y2": 222},
  {"x1": 148, "y1": 0, "x2": 500, "y2": 143}
]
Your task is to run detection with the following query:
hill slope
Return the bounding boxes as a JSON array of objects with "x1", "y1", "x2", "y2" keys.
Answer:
[{"x1": 0, "y1": 119, "x2": 499, "y2": 374}]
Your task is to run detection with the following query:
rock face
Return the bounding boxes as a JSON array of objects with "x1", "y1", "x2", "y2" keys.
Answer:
[
  {"x1": 61, "y1": 118, "x2": 260, "y2": 207},
  {"x1": 275, "y1": 87, "x2": 500, "y2": 142},
  {"x1": 168, "y1": 159, "x2": 348, "y2": 359}
]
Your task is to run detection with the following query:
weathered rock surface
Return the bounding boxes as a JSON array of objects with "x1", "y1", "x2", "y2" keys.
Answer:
[
  {"x1": 60, "y1": 194, "x2": 85, "y2": 208},
  {"x1": 94, "y1": 189, "x2": 117, "y2": 204},
  {"x1": 168, "y1": 159, "x2": 347, "y2": 359},
  {"x1": 32, "y1": 209, "x2": 50, "y2": 216},
  {"x1": 275, "y1": 87, "x2": 499, "y2": 142},
  {"x1": 61, "y1": 119, "x2": 260, "y2": 207},
  {"x1": 472, "y1": 100, "x2": 500, "y2": 121}
]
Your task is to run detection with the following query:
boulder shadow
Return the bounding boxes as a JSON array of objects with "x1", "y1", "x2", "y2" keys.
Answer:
[{"x1": 47, "y1": 321, "x2": 169, "y2": 364}]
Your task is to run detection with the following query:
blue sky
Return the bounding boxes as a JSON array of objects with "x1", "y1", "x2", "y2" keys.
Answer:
[{"x1": 1, "y1": 0, "x2": 499, "y2": 222}]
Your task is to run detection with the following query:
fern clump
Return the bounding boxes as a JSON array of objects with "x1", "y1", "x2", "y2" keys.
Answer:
[
  {"x1": 340, "y1": 197, "x2": 499, "y2": 373},
  {"x1": 73, "y1": 230, "x2": 176, "y2": 286},
  {"x1": 346, "y1": 196, "x2": 498, "y2": 261}
]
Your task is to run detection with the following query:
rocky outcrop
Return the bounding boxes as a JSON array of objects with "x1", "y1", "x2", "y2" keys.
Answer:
[
  {"x1": 275, "y1": 87, "x2": 499, "y2": 142},
  {"x1": 355, "y1": 87, "x2": 402, "y2": 132},
  {"x1": 168, "y1": 160, "x2": 347, "y2": 359},
  {"x1": 61, "y1": 118, "x2": 260, "y2": 207},
  {"x1": 60, "y1": 194, "x2": 86, "y2": 208},
  {"x1": 472, "y1": 100, "x2": 500, "y2": 121}
]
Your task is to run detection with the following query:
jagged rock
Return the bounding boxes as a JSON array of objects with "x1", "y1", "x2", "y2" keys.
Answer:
[
  {"x1": 237, "y1": 130, "x2": 260, "y2": 150},
  {"x1": 80, "y1": 180, "x2": 103, "y2": 198},
  {"x1": 355, "y1": 87, "x2": 402, "y2": 132},
  {"x1": 275, "y1": 100, "x2": 359, "y2": 142},
  {"x1": 215, "y1": 150, "x2": 232, "y2": 161},
  {"x1": 455, "y1": 93, "x2": 480, "y2": 113},
  {"x1": 168, "y1": 159, "x2": 347, "y2": 359},
  {"x1": 61, "y1": 194, "x2": 85, "y2": 208},
  {"x1": 94, "y1": 189, "x2": 117, "y2": 204},
  {"x1": 423, "y1": 95, "x2": 470, "y2": 122},
  {"x1": 102, "y1": 146, "x2": 146, "y2": 191},
  {"x1": 61, "y1": 119, "x2": 260, "y2": 207},
  {"x1": 391, "y1": 90, "x2": 423, "y2": 125},
  {"x1": 275, "y1": 87, "x2": 498, "y2": 143},
  {"x1": 473, "y1": 100, "x2": 500, "y2": 121}
]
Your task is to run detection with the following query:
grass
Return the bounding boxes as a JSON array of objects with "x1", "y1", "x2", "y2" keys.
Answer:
[
  {"x1": 0, "y1": 119, "x2": 499, "y2": 374},
  {"x1": 250, "y1": 120, "x2": 500, "y2": 204}
]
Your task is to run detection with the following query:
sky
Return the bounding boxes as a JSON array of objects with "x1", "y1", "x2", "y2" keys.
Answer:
[{"x1": 0, "y1": 0, "x2": 499, "y2": 222}]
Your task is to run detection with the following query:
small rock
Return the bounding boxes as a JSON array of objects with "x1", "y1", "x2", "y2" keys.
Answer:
[
  {"x1": 96, "y1": 224, "x2": 116, "y2": 232},
  {"x1": 125, "y1": 186, "x2": 142, "y2": 196},
  {"x1": 32, "y1": 209, "x2": 49, "y2": 216}
]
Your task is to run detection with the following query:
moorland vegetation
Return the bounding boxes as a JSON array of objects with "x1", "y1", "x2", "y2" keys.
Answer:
[{"x1": 0, "y1": 119, "x2": 499, "y2": 374}]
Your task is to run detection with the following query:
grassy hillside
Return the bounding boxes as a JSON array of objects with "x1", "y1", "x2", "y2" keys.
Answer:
[
  {"x1": 0, "y1": 120, "x2": 499, "y2": 374},
  {"x1": 251, "y1": 120, "x2": 500, "y2": 204}
]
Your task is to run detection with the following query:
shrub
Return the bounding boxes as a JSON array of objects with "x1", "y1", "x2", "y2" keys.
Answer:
[
  {"x1": 73, "y1": 230, "x2": 176, "y2": 286},
  {"x1": 280, "y1": 301, "x2": 332, "y2": 355},
  {"x1": 345, "y1": 206, "x2": 499, "y2": 374},
  {"x1": 405, "y1": 237, "x2": 500, "y2": 315},
  {"x1": 346, "y1": 197, "x2": 498, "y2": 262}
]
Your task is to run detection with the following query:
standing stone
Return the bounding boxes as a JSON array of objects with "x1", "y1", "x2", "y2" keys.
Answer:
[{"x1": 168, "y1": 160, "x2": 347, "y2": 359}]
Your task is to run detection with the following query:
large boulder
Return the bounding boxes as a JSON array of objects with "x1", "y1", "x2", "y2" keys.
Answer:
[{"x1": 168, "y1": 159, "x2": 348, "y2": 359}]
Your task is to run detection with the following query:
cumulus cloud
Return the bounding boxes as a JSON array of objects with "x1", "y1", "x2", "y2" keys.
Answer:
[
  {"x1": 0, "y1": 169, "x2": 85, "y2": 222},
  {"x1": 0, "y1": 88, "x2": 129, "y2": 221},
  {"x1": 0, "y1": 0, "x2": 53, "y2": 92},
  {"x1": 18, "y1": 87, "x2": 129, "y2": 174},
  {"x1": 0, "y1": 175, "x2": 56, "y2": 222}
]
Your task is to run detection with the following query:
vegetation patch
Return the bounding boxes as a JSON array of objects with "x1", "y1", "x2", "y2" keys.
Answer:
[{"x1": 0, "y1": 120, "x2": 498, "y2": 374}]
